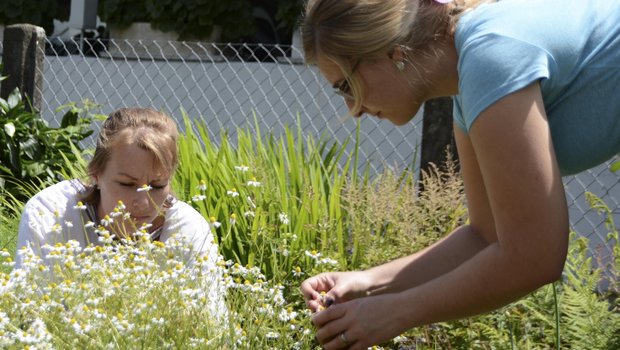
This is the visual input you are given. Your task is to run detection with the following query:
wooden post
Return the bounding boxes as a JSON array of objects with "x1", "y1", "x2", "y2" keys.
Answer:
[
  {"x1": 420, "y1": 97, "x2": 459, "y2": 176},
  {"x1": 0, "y1": 24, "x2": 46, "y2": 112}
]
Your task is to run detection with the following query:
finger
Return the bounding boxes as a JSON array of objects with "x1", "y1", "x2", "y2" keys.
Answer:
[
  {"x1": 312, "y1": 303, "x2": 346, "y2": 328},
  {"x1": 323, "y1": 333, "x2": 357, "y2": 350},
  {"x1": 306, "y1": 299, "x2": 323, "y2": 313},
  {"x1": 315, "y1": 319, "x2": 356, "y2": 349}
]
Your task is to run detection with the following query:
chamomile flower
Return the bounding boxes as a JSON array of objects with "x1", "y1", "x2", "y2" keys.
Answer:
[
  {"x1": 192, "y1": 194, "x2": 207, "y2": 202},
  {"x1": 304, "y1": 250, "x2": 321, "y2": 260},
  {"x1": 246, "y1": 178, "x2": 261, "y2": 187},
  {"x1": 278, "y1": 212, "x2": 289, "y2": 225},
  {"x1": 319, "y1": 257, "x2": 339, "y2": 266},
  {"x1": 101, "y1": 215, "x2": 114, "y2": 226},
  {"x1": 110, "y1": 207, "x2": 123, "y2": 218},
  {"x1": 64, "y1": 221, "x2": 74, "y2": 228},
  {"x1": 73, "y1": 201, "x2": 87, "y2": 210},
  {"x1": 243, "y1": 211, "x2": 255, "y2": 218},
  {"x1": 229, "y1": 213, "x2": 237, "y2": 225},
  {"x1": 209, "y1": 217, "x2": 221, "y2": 228},
  {"x1": 227, "y1": 188, "x2": 239, "y2": 197},
  {"x1": 116, "y1": 200, "x2": 126, "y2": 210},
  {"x1": 234, "y1": 165, "x2": 249, "y2": 172},
  {"x1": 137, "y1": 184, "x2": 152, "y2": 192},
  {"x1": 292, "y1": 266, "x2": 303, "y2": 277},
  {"x1": 84, "y1": 221, "x2": 95, "y2": 228},
  {"x1": 197, "y1": 180, "x2": 207, "y2": 191}
]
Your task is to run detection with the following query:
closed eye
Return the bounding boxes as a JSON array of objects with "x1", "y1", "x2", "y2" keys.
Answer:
[{"x1": 333, "y1": 79, "x2": 354, "y2": 100}]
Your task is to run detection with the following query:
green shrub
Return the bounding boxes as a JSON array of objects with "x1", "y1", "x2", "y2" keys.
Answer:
[{"x1": 0, "y1": 91, "x2": 103, "y2": 203}]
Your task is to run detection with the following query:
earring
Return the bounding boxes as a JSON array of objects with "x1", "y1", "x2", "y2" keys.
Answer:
[{"x1": 395, "y1": 60, "x2": 405, "y2": 72}]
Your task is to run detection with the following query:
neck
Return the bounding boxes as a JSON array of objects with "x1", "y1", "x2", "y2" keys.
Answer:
[{"x1": 426, "y1": 38, "x2": 460, "y2": 98}]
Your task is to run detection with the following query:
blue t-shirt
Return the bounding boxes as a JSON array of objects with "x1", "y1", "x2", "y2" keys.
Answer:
[{"x1": 453, "y1": 0, "x2": 620, "y2": 175}]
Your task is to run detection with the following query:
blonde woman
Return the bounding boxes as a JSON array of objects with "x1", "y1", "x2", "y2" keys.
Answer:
[
  {"x1": 16, "y1": 108, "x2": 220, "y2": 269},
  {"x1": 300, "y1": 0, "x2": 620, "y2": 348}
]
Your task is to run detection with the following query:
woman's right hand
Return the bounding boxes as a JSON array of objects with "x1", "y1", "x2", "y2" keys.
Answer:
[{"x1": 300, "y1": 270, "x2": 372, "y2": 313}]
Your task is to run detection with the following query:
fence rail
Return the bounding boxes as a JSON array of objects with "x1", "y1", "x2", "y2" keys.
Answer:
[{"x1": 1, "y1": 35, "x2": 618, "y2": 260}]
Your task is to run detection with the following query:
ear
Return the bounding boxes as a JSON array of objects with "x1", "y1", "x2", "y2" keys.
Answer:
[{"x1": 388, "y1": 45, "x2": 406, "y2": 63}]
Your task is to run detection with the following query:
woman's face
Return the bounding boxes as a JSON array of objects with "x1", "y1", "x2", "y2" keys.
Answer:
[
  {"x1": 316, "y1": 52, "x2": 434, "y2": 126},
  {"x1": 93, "y1": 138, "x2": 171, "y2": 235}
]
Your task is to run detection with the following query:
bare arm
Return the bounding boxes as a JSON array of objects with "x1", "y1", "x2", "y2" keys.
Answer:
[
  {"x1": 313, "y1": 83, "x2": 570, "y2": 347},
  {"x1": 389, "y1": 82, "x2": 569, "y2": 324}
]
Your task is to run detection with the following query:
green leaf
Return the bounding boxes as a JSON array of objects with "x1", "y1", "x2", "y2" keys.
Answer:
[
  {"x1": 611, "y1": 160, "x2": 620, "y2": 173},
  {"x1": 60, "y1": 110, "x2": 79, "y2": 128},
  {"x1": 3, "y1": 122, "x2": 15, "y2": 138},
  {"x1": 7, "y1": 89, "x2": 21, "y2": 109},
  {"x1": 0, "y1": 98, "x2": 8, "y2": 113}
]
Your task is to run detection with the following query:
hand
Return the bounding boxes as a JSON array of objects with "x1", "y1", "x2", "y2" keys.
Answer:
[
  {"x1": 311, "y1": 293, "x2": 408, "y2": 349},
  {"x1": 300, "y1": 271, "x2": 372, "y2": 313}
]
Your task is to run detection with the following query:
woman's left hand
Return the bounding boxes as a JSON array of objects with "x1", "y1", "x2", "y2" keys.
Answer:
[{"x1": 312, "y1": 293, "x2": 408, "y2": 349}]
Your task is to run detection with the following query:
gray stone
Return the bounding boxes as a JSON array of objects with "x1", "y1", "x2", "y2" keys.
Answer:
[{"x1": 1, "y1": 24, "x2": 46, "y2": 112}]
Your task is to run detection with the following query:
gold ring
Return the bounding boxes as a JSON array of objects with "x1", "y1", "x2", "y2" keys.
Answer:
[{"x1": 339, "y1": 332, "x2": 351, "y2": 346}]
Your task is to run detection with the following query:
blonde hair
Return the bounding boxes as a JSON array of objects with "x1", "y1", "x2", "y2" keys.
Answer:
[
  {"x1": 302, "y1": 0, "x2": 492, "y2": 115},
  {"x1": 80, "y1": 107, "x2": 179, "y2": 204}
]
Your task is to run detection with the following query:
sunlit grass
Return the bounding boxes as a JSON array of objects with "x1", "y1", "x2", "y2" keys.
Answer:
[{"x1": 0, "y1": 113, "x2": 618, "y2": 349}]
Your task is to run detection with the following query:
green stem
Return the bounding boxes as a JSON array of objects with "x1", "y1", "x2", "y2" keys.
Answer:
[{"x1": 552, "y1": 281, "x2": 561, "y2": 349}]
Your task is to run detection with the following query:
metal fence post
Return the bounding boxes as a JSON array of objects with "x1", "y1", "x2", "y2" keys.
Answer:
[
  {"x1": 0, "y1": 24, "x2": 46, "y2": 112},
  {"x1": 420, "y1": 97, "x2": 459, "y2": 177}
]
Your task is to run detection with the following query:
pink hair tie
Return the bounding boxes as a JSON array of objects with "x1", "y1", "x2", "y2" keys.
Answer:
[{"x1": 434, "y1": 0, "x2": 453, "y2": 3}]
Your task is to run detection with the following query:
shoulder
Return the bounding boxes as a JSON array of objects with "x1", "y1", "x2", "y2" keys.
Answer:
[
  {"x1": 162, "y1": 199, "x2": 210, "y2": 237},
  {"x1": 166, "y1": 200, "x2": 207, "y2": 222},
  {"x1": 23, "y1": 180, "x2": 84, "y2": 213}
]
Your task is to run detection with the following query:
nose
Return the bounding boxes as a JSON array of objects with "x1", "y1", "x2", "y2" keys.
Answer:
[{"x1": 131, "y1": 191, "x2": 151, "y2": 214}]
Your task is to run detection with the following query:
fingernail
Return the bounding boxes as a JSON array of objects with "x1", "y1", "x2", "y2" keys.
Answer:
[{"x1": 325, "y1": 297, "x2": 334, "y2": 307}]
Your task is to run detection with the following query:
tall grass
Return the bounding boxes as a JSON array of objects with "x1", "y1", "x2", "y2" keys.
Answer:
[
  {"x1": 173, "y1": 112, "x2": 362, "y2": 285},
  {"x1": 1, "y1": 113, "x2": 618, "y2": 349}
]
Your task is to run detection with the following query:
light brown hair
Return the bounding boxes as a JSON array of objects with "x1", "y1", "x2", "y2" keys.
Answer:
[
  {"x1": 302, "y1": 0, "x2": 492, "y2": 115},
  {"x1": 80, "y1": 107, "x2": 179, "y2": 204}
]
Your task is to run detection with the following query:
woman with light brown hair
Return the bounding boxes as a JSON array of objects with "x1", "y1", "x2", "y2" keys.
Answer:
[
  {"x1": 300, "y1": 0, "x2": 620, "y2": 348},
  {"x1": 16, "y1": 107, "x2": 220, "y2": 268}
]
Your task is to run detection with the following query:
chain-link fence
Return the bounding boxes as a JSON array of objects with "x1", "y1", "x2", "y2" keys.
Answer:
[{"x1": 1, "y1": 35, "x2": 618, "y2": 261}]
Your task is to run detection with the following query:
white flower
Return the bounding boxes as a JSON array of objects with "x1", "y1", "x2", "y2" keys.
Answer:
[
  {"x1": 246, "y1": 178, "x2": 261, "y2": 187},
  {"x1": 229, "y1": 213, "x2": 237, "y2": 225},
  {"x1": 137, "y1": 184, "x2": 152, "y2": 192},
  {"x1": 84, "y1": 221, "x2": 95, "y2": 228},
  {"x1": 64, "y1": 221, "x2": 74, "y2": 228},
  {"x1": 292, "y1": 266, "x2": 303, "y2": 277},
  {"x1": 51, "y1": 223, "x2": 62, "y2": 233},
  {"x1": 227, "y1": 189, "x2": 239, "y2": 197},
  {"x1": 73, "y1": 201, "x2": 87, "y2": 210},
  {"x1": 305, "y1": 250, "x2": 321, "y2": 260},
  {"x1": 115, "y1": 200, "x2": 126, "y2": 210},
  {"x1": 319, "y1": 257, "x2": 339, "y2": 266},
  {"x1": 209, "y1": 217, "x2": 221, "y2": 228},
  {"x1": 243, "y1": 211, "x2": 255, "y2": 218},
  {"x1": 192, "y1": 194, "x2": 207, "y2": 202},
  {"x1": 278, "y1": 212, "x2": 289, "y2": 225},
  {"x1": 234, "y1": 165, "x2": 249, "y2": 172},
  {"x1": 197, "y1": 180, "x2": 207, "y2": 191},
  {"x1": 265, "y1": 331, "x2": 280, "y2": 339},
  {"x1": 100, "y1": 215, "x2": 113, "y2": 226}
]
